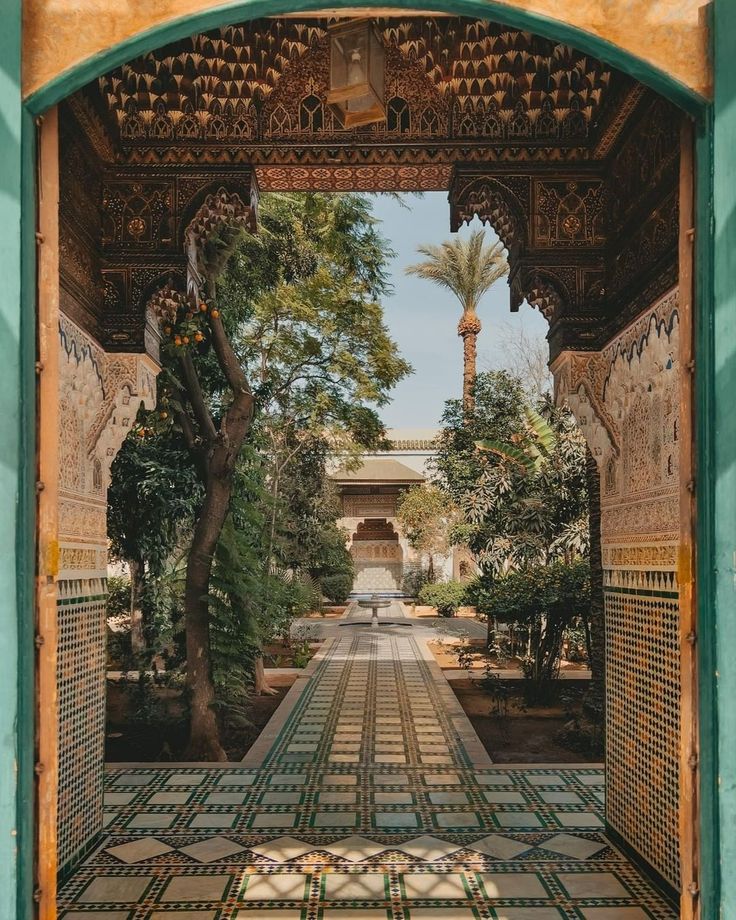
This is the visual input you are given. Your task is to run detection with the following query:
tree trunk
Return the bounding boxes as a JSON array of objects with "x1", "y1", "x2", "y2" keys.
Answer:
[
  {"x1": 458, "y1": 313, "x2": 481, "y2": 413},
  {"x1": 128, "y1": 558, "x2": 145, "y2": 657},
  {"x1": 183, "y1": 466, "x2": 232, "y2": 761},
  {"x1": 461, "y1": 331, "x2": 477, "y2": 411},
  {"x1": 254, "y1": 656, "x2": 278, "y2": 696},
  {"x1": 584, "y1": 446, "x2": 605, "y2": 728}
]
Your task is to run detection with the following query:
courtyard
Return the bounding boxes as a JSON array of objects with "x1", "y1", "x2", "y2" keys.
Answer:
[
  {"x1": 4, "y1": 3, "x2": 736, "y2": 920},
  {"x1": 60, "y1": 605, "x2": 674, "y2": 919}
]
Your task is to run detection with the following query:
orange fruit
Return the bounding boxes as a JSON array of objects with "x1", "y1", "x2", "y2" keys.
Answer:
[
  {"x1": 199, "y1": 302, "x2": 208, "y2": 312},
  {"x1": 182, "y1": 335, "x2": 190, "y2": 345},
  {"x1": 211, "y1": 308, "x2": 220, "y2": 318},
  {"x1": 194, "y1": 332, "x2": 204, "y2": 343}
]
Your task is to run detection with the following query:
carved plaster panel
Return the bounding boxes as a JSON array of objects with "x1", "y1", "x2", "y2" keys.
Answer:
[{"x1": 58, "y1": 313, "x2": 159, "y2": 579}]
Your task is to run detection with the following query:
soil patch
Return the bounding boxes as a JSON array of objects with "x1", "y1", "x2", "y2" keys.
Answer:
[
  {"x1": 262, "y1": 640, "x2": 321, "y2": 668},
  {"x1": 303, "y1": 605, "x2": 347, "y2": 619},
  {"x1": 451, "y1": 677, "x2": 601, "y2": 763},
  {"x1": 407, "y1": 604, "x2": 480, "y2": 619},
  {"x1": 105, "y1": 670, "x2": 298, "y2": 762},
  {"x1": 428, "y1": 639, "x2": 588, "y2": 675}
]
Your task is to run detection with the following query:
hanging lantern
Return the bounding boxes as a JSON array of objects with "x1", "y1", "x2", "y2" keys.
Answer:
[{"x1": 327, "y1": 20, "x2": 385, "y2": 128}]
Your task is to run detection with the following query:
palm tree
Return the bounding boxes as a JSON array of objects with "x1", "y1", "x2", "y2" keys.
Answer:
[{"x1": 406, "y1": 230, "x2": 508, "y2": 411}]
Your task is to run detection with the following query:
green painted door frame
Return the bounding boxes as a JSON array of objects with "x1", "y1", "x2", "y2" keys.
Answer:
[
  {"x1": 1, "y1": 0, "x2": 731, "y2": 917},
  {"x1": 1, "y1": 1, "x2": 36, "y2": 918}
]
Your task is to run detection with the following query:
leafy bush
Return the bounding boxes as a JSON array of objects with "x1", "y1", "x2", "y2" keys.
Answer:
[
  {"x1": 418, "y1": 580, "x2": 467, "y2": 617},
  {"x1": 107, "y1": 575, "x2": 131, "y2": 620},
  {"x1": 320, "y1": 573, "x2": 353, "y2": 605},
  {"x1": 402, "y1": 566, "x2": 435, "y2": 598},
  {"x1": 472, "y1": 559, "x2": 590, "y2": 703}
]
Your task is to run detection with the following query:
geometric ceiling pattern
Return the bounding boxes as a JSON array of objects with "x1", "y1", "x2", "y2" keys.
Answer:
[{"x1": 89, "y1": 18, "x2": 631, "y2": 165}]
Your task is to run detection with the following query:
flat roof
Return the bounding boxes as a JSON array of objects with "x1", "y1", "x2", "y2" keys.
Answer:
[{"x1": 330, "y1": 458, "x2": 425, "y2": 484}]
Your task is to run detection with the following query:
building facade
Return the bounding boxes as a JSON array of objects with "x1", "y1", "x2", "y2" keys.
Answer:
[{"x1": 331, "y1": 429, "x2": 469, "y2": 595}]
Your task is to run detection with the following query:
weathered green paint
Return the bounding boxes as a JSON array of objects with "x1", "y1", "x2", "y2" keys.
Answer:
[
  {"x1": 0, "y1": 1, "x2": 35, "y2": 918},
  {"x1": 1, "y1": 1, "x2": 723, "y2": 917},
  {"x1": 702, "y1": 2, "x2": 736, "y2": 916},
  {"x1": 24, "y1": 0, "x2": 704, "y2": 116},
  {"x1": 695, "y1": 102, "x2": 718, "y2": 920}
]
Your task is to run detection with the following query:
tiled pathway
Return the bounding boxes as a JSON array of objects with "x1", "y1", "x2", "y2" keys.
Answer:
[{"x1": 59, "y1": 605, "x2": 677, "y2": 918}]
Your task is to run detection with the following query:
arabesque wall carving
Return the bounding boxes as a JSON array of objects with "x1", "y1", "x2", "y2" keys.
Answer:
[
  {"x1": 553, "y1": 286, "x2": 681, "y2": 891},
  {"x1": 56, "y1": 311, "x2": 158, "y2": 870}
]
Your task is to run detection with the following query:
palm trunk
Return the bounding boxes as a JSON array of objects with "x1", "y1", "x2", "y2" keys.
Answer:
[
  {"x1": 585, "y1": 446, "x2": 605, "y2": 727},
  {"x1": 458, "y1": 313, "x2": 481, "y2": 413}
]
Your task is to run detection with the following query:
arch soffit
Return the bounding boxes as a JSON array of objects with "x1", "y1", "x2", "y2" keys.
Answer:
[{"x1": 23, "y1": 0, "x2": 708, "y2": 115}]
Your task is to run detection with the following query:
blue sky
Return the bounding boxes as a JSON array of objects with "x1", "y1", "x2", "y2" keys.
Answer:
[{"x1": 369, "y1": 192, "x2": 548, "y2": 428}]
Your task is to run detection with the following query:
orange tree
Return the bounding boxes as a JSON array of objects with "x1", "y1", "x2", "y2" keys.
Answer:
[{"x1": 137, "y1": 192, "x2": 409, "y2": 759}]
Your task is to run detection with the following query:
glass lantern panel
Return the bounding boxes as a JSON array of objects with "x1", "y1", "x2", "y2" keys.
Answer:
[{"x1": 331, "y1": 26, "x2": 369, "y2": 93}]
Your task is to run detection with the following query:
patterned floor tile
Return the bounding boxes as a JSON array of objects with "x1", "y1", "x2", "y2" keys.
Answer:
[
  {"x1": 59, "y1": 610, "x2": 677, "y2": 920},
  {"x1": 159, "y1": 875, "x2": 232, "y2": 901},
  {"x1": 105, "y1": 837, "x2": 173, "y2": 863},
  {"x1": 178, "y1": 837, "x2": 246, "y2": 863}
]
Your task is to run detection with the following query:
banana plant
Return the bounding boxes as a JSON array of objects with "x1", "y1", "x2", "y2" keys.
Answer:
[{"x1": 474, "y1": 405, "x2": 556, "y2": 473}]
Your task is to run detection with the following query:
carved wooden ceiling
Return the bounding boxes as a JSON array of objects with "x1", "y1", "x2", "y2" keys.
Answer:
[
  {"x1": 62, "y1": 14, "x2": 679, "y2": 362},
  {"x1": 78, "y1": 16, "x2": 640, "y2": 188}
]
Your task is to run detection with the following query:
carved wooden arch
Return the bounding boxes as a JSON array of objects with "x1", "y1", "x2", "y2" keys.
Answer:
[
  {"x1": 510, "y1": 268, "x2": 566, "y2": 320},
  {"x1": 134, "y1": 270, "x2": 187, "y2": 363},
  {"x1": 449, "y1": 171, "x2": 527, "y2": 263},
  {"x1": 146, "y1": 281, "x2": 189, "y2": 326},
  {"x1": 178, "y1": 174, "x2": 259, "y2": 272}
]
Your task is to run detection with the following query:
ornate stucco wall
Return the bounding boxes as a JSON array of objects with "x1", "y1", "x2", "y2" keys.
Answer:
[
  {"x1": 22, "y1": 0, "x2": 710, "y2": 103},
  {"x1": 554, "y1": 287, "x2": 681, "y2": 891},
  {"x1": 56, "y1": 317, "x2": 157, "y2": 870},
  {"x1": 57, "y1": 112, "x2": 158, "y2": 869}
]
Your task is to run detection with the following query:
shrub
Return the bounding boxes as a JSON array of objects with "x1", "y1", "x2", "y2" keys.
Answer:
[
  {"x1": 321, "y1": 573, "x2": 353, "y2": 605},
  {"x1": 107, "y1": 575, "x2": 131, "y2": 619},
  {"x1": 402, "y1": 566, "x2": 434, "y2": 598},
  {"x1": 418, "y1": 580, "x2": 466, "y2": 617}
]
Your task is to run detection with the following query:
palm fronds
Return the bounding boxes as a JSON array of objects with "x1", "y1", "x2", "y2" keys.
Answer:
[{"x1": 405, "y1": 229, "x2": 509, "y2": 313}]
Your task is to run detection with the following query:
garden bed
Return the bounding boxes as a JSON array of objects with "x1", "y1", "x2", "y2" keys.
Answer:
[
  {"x1": 450, "y1": 677, "x2": 601, "y2": 762},
  {"x1": 428, "y1": 638, "x2": 589, "y2": 676},
  {"x1": 302, "y1": 605, "x2": 348, "y2": 619},
  {"x1": 105, "y1": 669, "x2": 298, "y2": 762},
  {"x1": 407, "y1": 604, "x2": 479, "y2": 619},
  {"x1": 262, "y1": 639, "x2": 322, "y2": 668}
]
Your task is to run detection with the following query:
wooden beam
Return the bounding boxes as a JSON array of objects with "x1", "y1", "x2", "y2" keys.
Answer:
[{"x1": 35, "y1": 106, "x2": 60, "y2": 920}]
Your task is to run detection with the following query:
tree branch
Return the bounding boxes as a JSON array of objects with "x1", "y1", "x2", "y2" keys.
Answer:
[
  {"x1": 210, "y1": 312, "x2": 252, "y2": 398},
  {"x1": 180, "y1": 349, "x2": 218, "y2": 443}
]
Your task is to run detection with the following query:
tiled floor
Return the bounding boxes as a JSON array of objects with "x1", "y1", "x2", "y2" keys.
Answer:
[{"x1": 59, "y1": 604, "x2": 677, "y2": 918}]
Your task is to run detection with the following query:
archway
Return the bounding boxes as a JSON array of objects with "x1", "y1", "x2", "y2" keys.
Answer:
[
  {"x1": 4, "y1": 3, "x2": 730, "y2": 920},
  {"x1": 351, "y1": 519, "x2": 404, "y2": 594}
]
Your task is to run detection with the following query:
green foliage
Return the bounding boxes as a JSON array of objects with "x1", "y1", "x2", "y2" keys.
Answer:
[
  {"x1": 433, "y1": 372, "x2": 588, "y2": 574},
  {"x1": 406, "y1": 229, "x2": 508, "y2": 314},
  {"x1": 320, "y1": 573, "x2": 353, "y2": 605},
  {"x1": 418, "y1": 580, "x2": 467, "y2": 617},
  {"x1": 471, "y1": 559, "x2": 591, "y2": 703},
  {"x1": 107, "y1": 575, "x2": 131, "y2": 619},
  {"x1": 402, "y1": 566, "x2": 435, "y2": 598},
  {"x1": 107, "y1": 423, "x2": 203, "y2": 576},
  {"x1": 396, "y1": 484, "x2": 457, "y2": 576}
]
